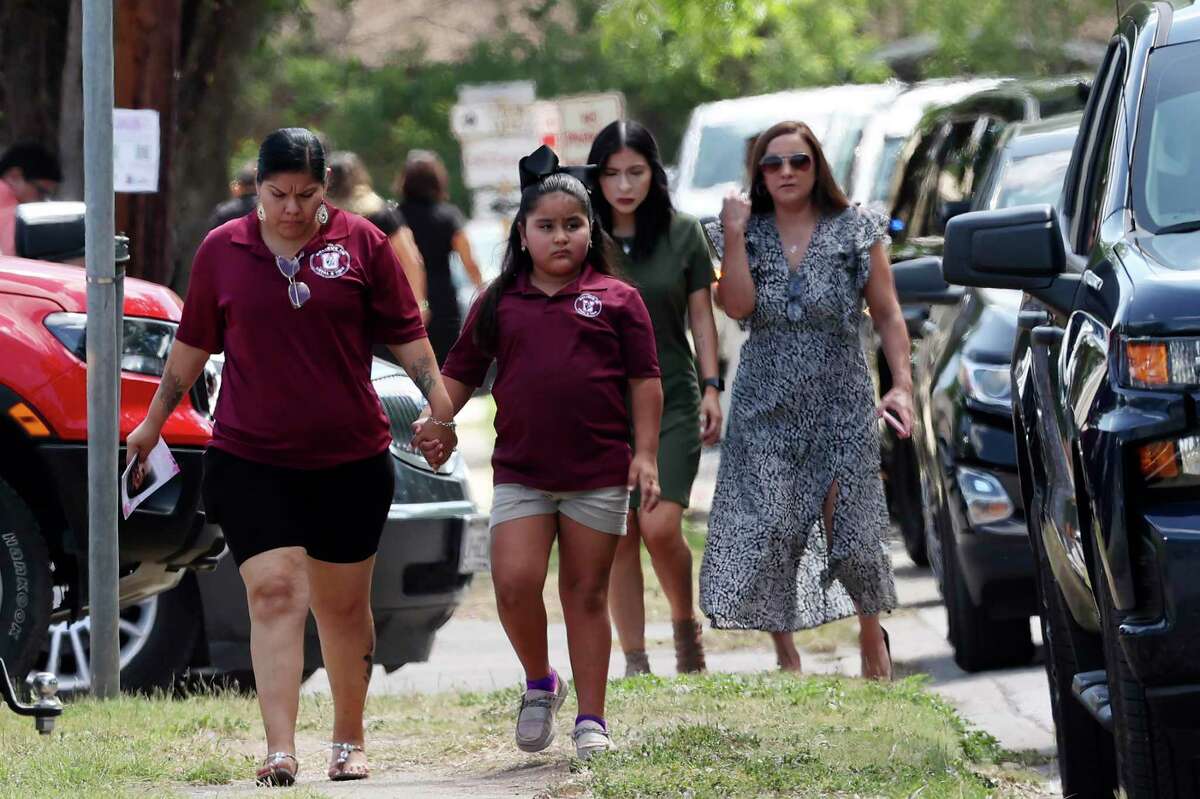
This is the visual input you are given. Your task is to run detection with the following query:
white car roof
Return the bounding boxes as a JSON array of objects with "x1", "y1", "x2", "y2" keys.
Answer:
[{"x1": 689, "y1": 82, "x2": 905, "y2": 128}]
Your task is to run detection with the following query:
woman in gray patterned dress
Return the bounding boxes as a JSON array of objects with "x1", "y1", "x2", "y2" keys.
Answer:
[{"x1": 699, "y1": 120, "x2": 914, "y2": 680}]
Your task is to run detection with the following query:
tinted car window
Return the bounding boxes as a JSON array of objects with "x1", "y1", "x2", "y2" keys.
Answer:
[
  {"x1": 928, "y1": 119, "x2": 979, "y2": 235},
  {"x1": 1133, "y1": 40, "x2": 1200, "y2": 235},
  {"x1": 869, "y1": 135, "x2": 908, "y2": 206},
  {"x1": 889, "y1": 124, "x2": 942, "y2": 242},
  {"x1": 991, "y1": 149, "x2": 1074, "y2": 208}
]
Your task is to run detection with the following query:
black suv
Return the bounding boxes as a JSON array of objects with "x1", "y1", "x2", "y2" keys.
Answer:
[
  {"x1": 943, "y1": 2, "x2": 1200, "y2": 795},
  {"x1": 881, "y1": 77, "x2": 1091, "y2": 563},
  {"x1": 896, "y1": 112, "x2": 1081, "y2": 673}
]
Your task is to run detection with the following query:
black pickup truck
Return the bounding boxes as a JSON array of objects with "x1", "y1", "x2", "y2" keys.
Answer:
[{"x1": 942, "y1": 2, "x2": 1200, "y2": 795}]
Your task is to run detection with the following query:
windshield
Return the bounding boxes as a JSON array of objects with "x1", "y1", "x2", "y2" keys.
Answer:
[
  {"x1": 869, "y1": 136, "x2": 908, "y2": 205},
  {"x1": 1133, "y1": 41, "x2": 1200, "y2": 234},
  {"x1": 689, "y1": 112, "x2": 834, "y2": 190},
  {"x1": 989, "y1": 148, "x2": 1073, "y2": 209}
]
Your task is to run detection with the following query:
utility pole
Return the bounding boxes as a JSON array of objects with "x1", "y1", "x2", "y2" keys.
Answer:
[{"x1": 83, "y1": 0, "x2": 122, "y2": 699}]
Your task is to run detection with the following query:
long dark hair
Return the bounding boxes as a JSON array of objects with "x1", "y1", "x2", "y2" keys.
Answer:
[
  {"x1": 397, "y1": 149, "x2": 450, "y2": 203},
  {"x1": 256, "y1": 128, "x2": 326, "y2": 185},
  {"x1": 748, "y1": 121, "x2": 849, "y2": 216},
  {"x1": 473, "y1": 173, "x2": 619, "y2": 355},
  {"x1": 586, "y1": 120, "x2": 674, "y2": 261}
]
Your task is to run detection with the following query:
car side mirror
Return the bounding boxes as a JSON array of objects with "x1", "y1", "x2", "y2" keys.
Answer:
[
  {"x1": 944, "y1": 204, "x2": 1066, "y2": 286},
  {"x1": 939, "y1": 200, "x2": 972, "y2": 225},
  {"x1": 14, "y1": 202, "x2": 87, "y2": 263},
  {"x1": 892, "y1": 256, "x2": 963, "y2": 306}
]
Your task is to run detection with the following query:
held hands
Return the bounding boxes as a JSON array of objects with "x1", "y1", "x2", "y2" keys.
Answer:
[
  {"x1": 699, "y1": 390, "x2": 723, "y2": 446},
  {"x1": 410, "y1": 415, "x2": 458, "y2": 470},
  {"x1": 877, "y1": 386, "x2": 915, "y2": 439},
  {"x1": 720, "y1": 190, "x2": 752, "y2": 236},
  {"x1": 628, "y1": 452, "x2": 661, "y2": 513}
]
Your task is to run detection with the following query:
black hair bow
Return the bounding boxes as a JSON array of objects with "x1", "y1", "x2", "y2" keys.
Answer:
[{"x1": 518, "y1": 145, "x2": 599, "y2": 191}]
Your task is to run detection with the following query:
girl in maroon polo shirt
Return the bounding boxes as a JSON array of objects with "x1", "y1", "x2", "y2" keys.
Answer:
[
  {"x1": 428, "y1": 145, "x2": 664, "y2": 759},
  {"x1": 126, "y1": 128, "x2": 457, "y2": 786}
]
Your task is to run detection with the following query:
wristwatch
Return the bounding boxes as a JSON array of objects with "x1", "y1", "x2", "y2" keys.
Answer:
[{"x1": 702, "y1": 377, "x2": 725, "y2": 393}]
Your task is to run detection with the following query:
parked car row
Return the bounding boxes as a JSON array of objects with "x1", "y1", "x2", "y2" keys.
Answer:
[{"x1": 0, "y1": 203, "x2": 488, "y2": 695}]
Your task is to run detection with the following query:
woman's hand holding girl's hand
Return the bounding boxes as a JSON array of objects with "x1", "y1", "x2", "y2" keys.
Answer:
[
  {"x1": 878, "y1": 386, "x2": 915, "y2": 439},
  {"x1": 628, "y1": 452, "x2": 661, "y2": 513},
  {"x1": 699, "y1": 390, "x2": 723, "y2": 446},
  {"x1": 720, "y1": 191, "x2": 752, "y2": 236},
  {"x1": 410, "y1": 417, "x2": 457, "y2": 469}
]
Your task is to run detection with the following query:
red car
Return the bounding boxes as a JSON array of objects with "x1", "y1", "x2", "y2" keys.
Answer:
[{"x1": 0, "y1": 202, "x2": 224, "y2": 685}]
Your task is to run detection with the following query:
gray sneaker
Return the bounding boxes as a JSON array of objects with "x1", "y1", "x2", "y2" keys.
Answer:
[
  {"x1": 515, "y1": 675, "x2": 568, "y2": 752},
  {"x1": 572, "y1": 719, "x2": 612, "y2": 760}
]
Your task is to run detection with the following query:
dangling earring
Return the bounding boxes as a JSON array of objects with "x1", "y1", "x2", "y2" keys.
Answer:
[
  {"x1": 256, "y1": 203, "x2": 265, "y2": 222},
  {"x1": 316, "y1": 203, "x2": 330, "y2": 225},
  {"x1": 520, "y1": 243, "x2": 527, "y2": 252}
]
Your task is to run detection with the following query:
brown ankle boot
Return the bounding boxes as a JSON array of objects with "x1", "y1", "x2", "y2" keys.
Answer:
[
  {"x1": 673, "y1": 618, "x2": 707, "y2": 673},
  {"x1": 624, "y1": 649, "x2": 651, "y2": 677}
]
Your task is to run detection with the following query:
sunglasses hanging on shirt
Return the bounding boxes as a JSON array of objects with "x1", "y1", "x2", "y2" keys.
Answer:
[
  {"x1": 759, "y1": 153, "x2": 813, "y2": 174},
  {"x1": 275, "y1": 255, "x2": 311, "y2": 309}
]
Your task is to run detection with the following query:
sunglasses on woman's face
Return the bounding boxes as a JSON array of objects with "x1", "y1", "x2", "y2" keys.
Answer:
[
  {"x1": 759, "y1": 153, "x2": 813, "y2": 174},
  {"x1": 276, "y1": 255, "x2": 311, "y2": 309}
]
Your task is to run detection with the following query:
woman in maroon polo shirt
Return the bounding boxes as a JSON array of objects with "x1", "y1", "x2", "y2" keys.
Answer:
[
  {"x1": 425, "y1": 145, "x2": 663, "y2": 760},
  {"x1": 126, "y1": 128, "x2": 457, "y2": 786}
]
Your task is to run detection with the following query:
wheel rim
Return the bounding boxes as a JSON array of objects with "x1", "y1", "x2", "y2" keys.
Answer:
[{"x1": 38, "y1": 596, "x2": 159, "y2": 692}]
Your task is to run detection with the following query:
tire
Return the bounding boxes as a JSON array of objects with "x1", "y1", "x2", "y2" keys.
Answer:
[
  {"x1": 1092, "y1": 533, "x2": 1178, "y2": 797},
  {"x1": 119, "y1": 574, "x2": 204, "y2": 693},
  {"x1": 942, "y1": 510, "x2": 1034, "y2": 672},
  {"x1": 887, "y1": 435, "x2": 928, "y2": 566},
  {"x1": 1018, "y1": 426, "x2": 1116, "y2": 796},
  {"x1": 0, "y1": 477, "x2": 52, "y2": 685}
]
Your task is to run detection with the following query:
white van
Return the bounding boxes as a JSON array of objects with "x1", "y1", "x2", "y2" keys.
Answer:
[
  {"x1": 672, "y1": 82, "x2": 905, "y2": 220},
  {"x1": 847, "y1": 77, "x2": 1008, "y2": 212}
]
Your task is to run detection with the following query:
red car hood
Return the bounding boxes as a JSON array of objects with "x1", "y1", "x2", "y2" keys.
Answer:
[{"x1": 0, "y1": 255, "x2": 183, "y2": 321}]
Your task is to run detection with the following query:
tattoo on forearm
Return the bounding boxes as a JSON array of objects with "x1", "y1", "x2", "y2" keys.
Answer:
[
  {"x1": 408, "y1": 355, "x2": 436, "y2": 399},
  {"x1": 157, "y1": 373, "x2": 185, "y2": 414}
]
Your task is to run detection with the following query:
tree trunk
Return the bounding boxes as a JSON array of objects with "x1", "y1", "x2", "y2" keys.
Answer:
[
  {"x1": 57, "y1": 0, "x2": 85, "y2": 201},
  {"x1": 114, "y1": 0, "x2": 182, "y2": 286},
  {"x1": 0, "y1": 1, "x2": 70, "y2": 146}
]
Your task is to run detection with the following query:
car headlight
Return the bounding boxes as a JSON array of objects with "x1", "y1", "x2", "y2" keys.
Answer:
[
  {"x1": 959, "y1": 357, "x2": 1012, "y2": 410},
  {"x1": 956, "y1": 466, "x2": 1015, "y2": 526},
  {"x1": 1123, "y1": 337, "x2": 1200, "y2": 389},
  {"x1": 1139, "y1": 434, "x2": 1200, "y2": 485},
  {"x1": 43, "y1": 312, "x2": 177, "y2": 377}
]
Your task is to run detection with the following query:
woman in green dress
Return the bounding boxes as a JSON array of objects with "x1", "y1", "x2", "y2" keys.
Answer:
[{"x1": 587, "y1": 121, "x2": 723, "y2": 675}]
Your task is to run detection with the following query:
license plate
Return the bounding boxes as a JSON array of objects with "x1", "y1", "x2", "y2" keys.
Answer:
[{"x1": 458, "y1": 515, "x2": 491, "y2": 574}]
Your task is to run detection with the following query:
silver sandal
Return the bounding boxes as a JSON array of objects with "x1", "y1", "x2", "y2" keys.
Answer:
[
  {"x1": 255, "y1": 752, "x2": 298, "y2": 787},
  {"x1": 328, "y1": 741, "x2": 369, "y2": 781}
]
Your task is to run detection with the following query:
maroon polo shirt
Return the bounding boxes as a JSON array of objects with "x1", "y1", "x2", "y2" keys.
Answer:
[
  {"x1": 442, "y1": 265, "x2": 661, "y2": 492},
  {"x1": 176, "y1": 206, "x2": 426, "y2": 469}
]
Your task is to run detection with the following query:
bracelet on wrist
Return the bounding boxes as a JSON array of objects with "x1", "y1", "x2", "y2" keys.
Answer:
[{"x1": 426, "y1": 416, "x2": 456, "y2": 430}]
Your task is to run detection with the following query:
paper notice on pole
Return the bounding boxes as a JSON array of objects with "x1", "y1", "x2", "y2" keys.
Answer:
[
  {"x1": 121, "y1": 436, "x2": 181, "y2": 520},
  {"x1": 113, "y1": 108, "x2": 160, "y2": 193}
]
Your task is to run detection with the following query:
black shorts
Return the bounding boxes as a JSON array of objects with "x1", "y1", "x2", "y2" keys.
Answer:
[{"x1": 201, "y1": 447, "x2": 394, "y2": 566}]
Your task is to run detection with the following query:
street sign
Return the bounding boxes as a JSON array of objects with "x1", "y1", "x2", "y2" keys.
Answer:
[
  {"x1": 460, "y1": 136, "x2": 538, "y2": 189},
  {"x1": 556, "y1": 93, "x2": 624, "y2": 164},
  {"x1": 113, "y1": 109, "x2": 159, "y2": 193}
]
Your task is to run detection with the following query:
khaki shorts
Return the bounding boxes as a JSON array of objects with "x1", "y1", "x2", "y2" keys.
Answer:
[{"x1": 490, "y1": 484, "x2": 630, "y2": 535}]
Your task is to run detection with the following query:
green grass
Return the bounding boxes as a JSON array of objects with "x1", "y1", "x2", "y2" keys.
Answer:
[{"x1": 0, "y1": 673, "x2": 1044, "y2": 798}]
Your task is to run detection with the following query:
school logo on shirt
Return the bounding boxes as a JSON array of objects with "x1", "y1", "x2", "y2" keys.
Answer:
[
  {"x1": 574, "y1": 292, "x2": 603, "y2": 318},
  {"x1": 309, "y1": 244, "x2": 351, "y2": 279}
]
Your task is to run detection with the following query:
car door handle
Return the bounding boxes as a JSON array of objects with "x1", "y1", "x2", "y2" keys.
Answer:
[
  {"x1": 1031, "y1": 325, "x2": 1065, "y2": 347},
  {"x1": 1018, "y1": 310, "x2": 1052, "y2": 330}
]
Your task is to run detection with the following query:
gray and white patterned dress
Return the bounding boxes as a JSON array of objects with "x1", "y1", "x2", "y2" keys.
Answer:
[{"x1": 699, "y1": 206, "x2": 897, "y2": 632}]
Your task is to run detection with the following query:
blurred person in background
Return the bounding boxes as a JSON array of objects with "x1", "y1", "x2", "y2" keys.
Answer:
[
  {"x1": 701, "y1": 120, "x2": 911, "y2": 680},
  {"x1": 396, "y1": 150, "x2": 483, "y2": 364},
  {"x1": 0, "y1": 142, "x2": 61, "y2": 255},
  {"x1": 587, "y1": 120, "x2": 720, "y2": 677},
  {"x1": 327, "y1": 151, "x2": 427, "y2": 320},
  {"x1": 207, "y1": 161, "x2": 259, "y2": 231}
]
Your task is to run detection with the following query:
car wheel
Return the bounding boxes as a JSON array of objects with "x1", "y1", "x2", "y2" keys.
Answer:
[
  {"x1": 921, "y1": 471, "x2": 944, "y2": 591},
  {"x1": 1018, "y1": 427, "x2": 1116, "y2": 796},
  {"x1": 887, "y1": 436, "x2": 928, "y2": 566},
  {"x1": 0, "y1": 478, "x2": 52, "y2": 684},
  {"x1": 942, "y1": 504, "x2": 1034, "y2": 672},
  {"x1": 38, "y1": 575, "x2": 200, "y2": 694}
]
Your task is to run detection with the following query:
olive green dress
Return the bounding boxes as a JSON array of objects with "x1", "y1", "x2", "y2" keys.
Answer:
[{"x1": 620, "y1": 213, "x2": 716, "y2": 509}]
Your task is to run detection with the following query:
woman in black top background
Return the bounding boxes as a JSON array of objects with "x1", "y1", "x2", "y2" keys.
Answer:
[{"x1": 395, "y1": 150, "x2": 483, "y2": 364}]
